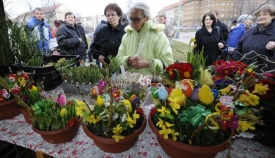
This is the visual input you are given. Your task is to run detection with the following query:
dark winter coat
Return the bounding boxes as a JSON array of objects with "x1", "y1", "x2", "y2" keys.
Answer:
[
  {"x1": 216, "y1": 19, "x2": 229, "y2": 41},
  {"x1": 56, "y1": 22, "x2": 87, "y2": 60},
  {"x1": 91, "y1": 23, "x2": 126, "y2": 64},
  {"x1": 234, "y1": 20, "x2": 275, "y2": 71},
  {"x1": 194, "y1": 26, "x2": 226, "y2": 66}
]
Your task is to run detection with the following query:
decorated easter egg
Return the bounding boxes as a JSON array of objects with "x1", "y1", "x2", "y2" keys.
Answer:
[
  {"x1": 190, "y1": 87, "x2": 200, "y2": 101},
  {"x1": 151, "y1": 87, "x2": 159, "y2": 99},
  {"x1": 180, "y1": 80, "x2": 193, "y2": 98},
  {"x1": 91, "y1": 86, "x2": 99, "y2": 97},
  {"x1": 211, "y1": 89, "x2": 219, "y2": 100},
  {"x1": 158, "y1": 88, "x2": 168, "y2": 100}
]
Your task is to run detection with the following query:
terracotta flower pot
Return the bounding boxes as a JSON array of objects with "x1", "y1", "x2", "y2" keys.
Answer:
[
  {"x1": 0, "y1": 99, "x2": 21, "y2": 121},
  {"x1": 19, "y1": 108, "x2": 33, "y2": 124},
  {"x1": 148, "y1": 116, "x2": 234, "y2": 158},
  {"x1": 32, "y1": 118, "x2": 82, "y2": 144},
  {"x1": 83, "y1": 116, "x2": 147, "y2": 153}
]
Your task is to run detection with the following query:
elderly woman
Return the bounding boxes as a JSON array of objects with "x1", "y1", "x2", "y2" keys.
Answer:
[
  {"x1": 194, "y1": 13, "x2": 226, "y2": 66},
  {"x1": 234, "y1": 4, "x2": 275, "y2": 71},
  {"x1": 116, "y1": 2, "x2": 173, "y2": 76},
  {"x1": 227, "y1": 14, "x2": 253, "y2": 57},
  {"x1": 91, "y1": 3, "x2": 126, "y2": 65}
]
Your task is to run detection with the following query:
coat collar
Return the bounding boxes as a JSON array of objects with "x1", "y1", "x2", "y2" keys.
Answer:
[
  {"x1": 253, "y1": 20, "x2": 275, "y2": 35},
  {"x1": 125, "y1": 20, "x2": 164, "y2": 34}
]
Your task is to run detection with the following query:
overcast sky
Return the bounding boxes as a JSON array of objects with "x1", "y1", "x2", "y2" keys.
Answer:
[{"x1": 4, "y1": 0, "x2": 180, "y2": 18}]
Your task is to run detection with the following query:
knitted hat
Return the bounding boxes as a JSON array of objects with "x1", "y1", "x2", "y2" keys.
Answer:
[{"x1": 237, "y1": 14, "x2": 253, "y2": 23}]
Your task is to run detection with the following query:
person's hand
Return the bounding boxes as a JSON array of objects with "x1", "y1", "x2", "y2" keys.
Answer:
[
  {"x1": 79, "y1": 38, "x2": 83, "y2": 42},
  {"x1": 218, "y1": 42, "x2": 224, "y2": 49},
  {"x1": 128, "y1": 56, "x2": 150, "y2": 69},
  {"x1": 266, "y1": 41, "x2": 275, "y2": 51},
  {"x1": 98, "y1": 55, "x2": 105, "y2": 64}
]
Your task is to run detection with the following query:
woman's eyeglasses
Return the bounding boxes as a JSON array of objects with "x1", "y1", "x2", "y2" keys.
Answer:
[{"x1": 130, "y1": 16, "x2": 146, "y2": 23}]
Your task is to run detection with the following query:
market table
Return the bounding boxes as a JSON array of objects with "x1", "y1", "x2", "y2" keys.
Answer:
[{"x1": 0, "y1": 86, "x2": 274, "y2": 158}]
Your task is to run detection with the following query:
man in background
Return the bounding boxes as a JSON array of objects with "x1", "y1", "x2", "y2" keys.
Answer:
[
  {"x1": 209, "y1": 9, "x2": 229, "y2": 41},
  {"x1": 158, "y1": 14, "x2": 173, "y2": 46},
  {"x1": 27, "y1": 7, "x2": 52, "y2": 55}
]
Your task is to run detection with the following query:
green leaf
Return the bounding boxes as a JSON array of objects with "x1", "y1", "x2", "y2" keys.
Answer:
[{"x1": 166, "y1": 114, "x2": 174, "y2": 120}]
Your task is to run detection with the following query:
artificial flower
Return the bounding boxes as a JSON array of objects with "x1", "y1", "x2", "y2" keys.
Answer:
[
  {"x1": 168, "y1": 97, "x2": 180, "y2": 114},
  {"x1": 112, "y1": 134, "x2": 124, "y2": 142},
  {"x1": 87, "y1": 115, "x2": 101, "y2": 124},
  {"x1": 159, "y1": 126, "x2": 172, "y2": 139},
  {"x1": 171, "y1": 129, "x2": 179, "y2": 141}
]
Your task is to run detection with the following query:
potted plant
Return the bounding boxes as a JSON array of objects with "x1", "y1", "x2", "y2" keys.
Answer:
[
  {"x1": 0, "y1": 71, "x2": 44, "y2": 123},
  {"x1": 148, "y1": 40, "x2": 264, "y2": 158},
  {"x1": 0, "y1": 16, "x2": 39, "y2": 76},
  {"x1": 0, "y1": 73, "x2": 21, "y2": 120},
  {"x1": 15, "y1": 92, "x2": 83, "y2": 144},
  {"x1": 61, "y1": 64, "x2": 104, "y2": 95},
  {"x1": 79, "y1": 68, "x2": 147, "y2": 153}
]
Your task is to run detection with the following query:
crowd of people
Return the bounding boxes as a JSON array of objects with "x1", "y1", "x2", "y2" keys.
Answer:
[
  {"x1": 194, "y1": 5, "x2": 275, "y2": 71},
  {"x1": 26, "y1": 2, "x2": 275, "y2": 73}
]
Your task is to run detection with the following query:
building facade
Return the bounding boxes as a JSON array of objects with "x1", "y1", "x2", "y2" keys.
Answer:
[{"x1": 158, "y1": 0, "x2": 268, "y2": 29}]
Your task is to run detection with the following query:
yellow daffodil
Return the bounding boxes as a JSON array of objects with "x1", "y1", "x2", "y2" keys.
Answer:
[
  {"x1": 219, "y1": 85, "x2": 233, "y2": 95},
  {"x1": 17, "y1": 77, "x2": 26, "y2": 86},
  {"x1": 168, "y1": 97, "x2": 180, "y2": 114},
  {"x1": 96, "y1": 95, "x2": 105, "y2": 106},
  {"x1": 248, "y1": 93, "x2": 259, "y2": 106},
  {"x1": 112, "y1": 134, "x2": 125, "y2": 142},
  {"x1": 123, "y1": 99, "x2": 132, "y2": 112},
  {"x1": 75, "y1": 104, "x2": 89, "y2": 117},
  {"x1": 87, "y1": 115, "x2": 101, "y2": 124},
  {"x1": 239, "y1": 94, "x2": 249, "y2": 106},
  {"x1": 156, "y1": 118, "x2": 164, "y2": 128},
  {"x1": 165, "y1": 122, "x2": 174, "y2": 128},
  {"x1": 157, "y1": 106, "x2": 170, "y2": 117},
  {"x1": 60, "y1": 108, "x2": 67, "y2": 116},
  {"x1": 171, "y1": 129, "x2": 179, "y2": 141},
  {"x1": 252, "y1": 83, "x2": 269, "y2": 95},
  {"x1": 132, "y1": 110, "x2": 140, "y2": 124},
  {"x1": 112, "y1": 124, "x2": 123, "y2": 135},
  {"x1": 127, "y1": 115, "x2": 135, "y2": 128},
  {"x1": 159, "y1": 126, "x2": 172, "y2": 139},
  {"x1": 237, "y1": 120, "x2": 255, "y2": 132}
]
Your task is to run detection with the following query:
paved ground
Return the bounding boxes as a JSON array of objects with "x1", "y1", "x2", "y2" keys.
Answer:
[{"x1": 173, "y1": 32, "x2": 196, "y2": 45}]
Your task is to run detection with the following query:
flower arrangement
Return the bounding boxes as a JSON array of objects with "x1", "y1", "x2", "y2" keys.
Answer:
[
  {"x1": 149, "y1": 40, "x2": 265, "y2": 150},
  {"x1": 27, "y1": 93, "x2": 81, "y2": 131},
  {"x1": 79, "y1": 68, "x2": 146, "y2": 143},
  {"x1": 0, "y1": 71, "x2": 44, "y2": 106}
]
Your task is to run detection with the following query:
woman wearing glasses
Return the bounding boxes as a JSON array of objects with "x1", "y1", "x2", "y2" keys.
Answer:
[
  {"x1": 116, "y1": 2, "x2": 173, "y2": 76},
  {"x1": 90, "y1": 3, "x2": 126, "y2": 65}
]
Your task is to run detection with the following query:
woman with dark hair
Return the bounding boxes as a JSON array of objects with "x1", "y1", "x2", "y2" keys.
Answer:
[
  {"x1": 90, "y1": 3, "x2": 126, "y2": 65},
  {"x1": 194, "y1": 13, "x2": 226, "y2": 66}
]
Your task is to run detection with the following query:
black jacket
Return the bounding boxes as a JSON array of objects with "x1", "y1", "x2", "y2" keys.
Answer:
[
  {"x1": 90, "y1": 23, "x2": 126, "y2": 64},
  {"x1": 194, "y1": 26, "x2": 226, "y2": 66},
  {"x1": 216, "y1": 20, "x2": 229, "y2": 42},
  {"x1": 234, "y1": 20, "x2": 275, "y2": 71},
  {"x1": 56, "y1": 22, "x2": 87, "y2": 60}
]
